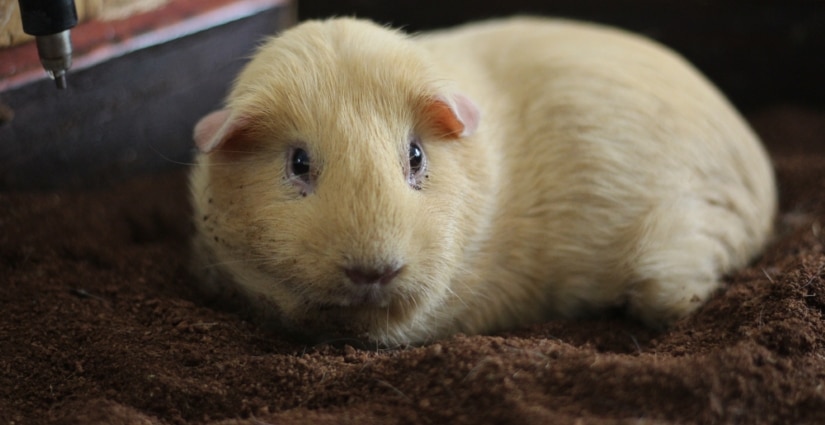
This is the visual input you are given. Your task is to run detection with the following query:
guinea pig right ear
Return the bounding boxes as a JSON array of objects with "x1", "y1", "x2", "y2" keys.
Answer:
[{"x1": 193, "y1": 109, "x2": 249, "y2": 154}]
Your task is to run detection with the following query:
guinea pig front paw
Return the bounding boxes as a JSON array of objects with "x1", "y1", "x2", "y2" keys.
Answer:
[{"x1": 626, "y1": 277, "x2": 718, "y2": 329}]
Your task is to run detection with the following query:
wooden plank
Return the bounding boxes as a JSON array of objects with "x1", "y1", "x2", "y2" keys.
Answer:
[{"x1": 0, "y1": 0, "x2": 294, "y2": 190}]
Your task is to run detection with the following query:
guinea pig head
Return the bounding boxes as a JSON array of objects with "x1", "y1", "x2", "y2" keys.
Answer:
[{"x1": 190, "y1": 19, "x2": 483, "y2": 345}]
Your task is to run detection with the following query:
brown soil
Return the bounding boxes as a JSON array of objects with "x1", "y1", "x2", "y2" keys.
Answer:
[{"x1": 2, "y1": 105, "x2": 824, "y2": 425}]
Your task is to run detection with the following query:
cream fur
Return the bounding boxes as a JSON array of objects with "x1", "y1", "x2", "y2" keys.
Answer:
[{"x1": 189, "y1": 17, "x2": 777, "y2": 346}]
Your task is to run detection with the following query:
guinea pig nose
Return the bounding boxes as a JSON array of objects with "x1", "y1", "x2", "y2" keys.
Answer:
[{"x1": 344, "y1": 265, "x2": 404, "y2": 286}]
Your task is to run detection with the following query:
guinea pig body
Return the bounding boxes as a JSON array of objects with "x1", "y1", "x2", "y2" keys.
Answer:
[{"x1": 189, "y1": 17, "x2": 776, "y2": 346}]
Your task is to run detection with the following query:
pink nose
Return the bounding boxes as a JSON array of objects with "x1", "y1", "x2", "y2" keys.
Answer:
[{"x1": 344, "y1": 265, "x2": 404, "y2": 286}]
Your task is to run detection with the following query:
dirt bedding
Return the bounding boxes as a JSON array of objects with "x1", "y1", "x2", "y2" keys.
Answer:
[{"x1": 2, "y1": 105, "x2": 824, "y2": 424}]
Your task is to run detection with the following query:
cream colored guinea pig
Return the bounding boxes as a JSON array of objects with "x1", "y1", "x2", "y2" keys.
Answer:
[{"x1": 189, "y1": 17, "x2": 776, "y2": 346}]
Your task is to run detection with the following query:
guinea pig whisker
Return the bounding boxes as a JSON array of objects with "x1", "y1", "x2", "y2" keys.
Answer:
[
  {"x1": 201, "y1": 157, "x2": 271, "y2": 167},
  {"x1": 147, "y1": 144, "x2": 263, "y2": 167},
  {"x1": 202, "y1": 256, "x2": 281, "y2": 269},
  {"x1": 146, "y1": 143, "x2": 200, "y2": 167},
  {"x1": 384, "y1": 306, "x2": 391, "y2": 344},
  {"x1": 441, "y1": 283, "x2": 468, "y2": 309}
]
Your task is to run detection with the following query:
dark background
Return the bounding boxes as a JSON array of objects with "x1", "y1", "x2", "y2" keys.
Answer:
[
  {"x1": 1, "y1": 0, "x2": 822, "y2": 190},
  {"x1": 299, "y1": 0, "x2": 825, "y2": 111}
]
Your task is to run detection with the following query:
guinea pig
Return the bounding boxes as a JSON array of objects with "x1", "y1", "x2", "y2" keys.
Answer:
[{"x1": 189, "y1": 17, "x2": 776, "y2": 346}]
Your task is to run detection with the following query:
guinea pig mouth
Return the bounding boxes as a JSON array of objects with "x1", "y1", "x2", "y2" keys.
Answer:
[
  {"x1": 308, "y1": 291, "x2": 411, "y2": 324},
  {"x1": 310, "y1": 281, "x2": 400, "y2": 309},
  {"x1": 278, "y1": 278, "x2": 427, "y2": 343},
  {"x1": 315, "y1": 289, "x2": 393, "y2": 310}
]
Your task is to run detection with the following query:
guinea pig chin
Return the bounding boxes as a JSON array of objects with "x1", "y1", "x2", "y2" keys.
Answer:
[{"x1": 277, "y1": 287, "x2": 422, "y2": 339}]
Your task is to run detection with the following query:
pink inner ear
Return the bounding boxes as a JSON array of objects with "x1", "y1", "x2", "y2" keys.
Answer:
[
  {"x1": 426, "y1": 99, "x2": 465, "y2": 138},
  {"x1": 193, "y1": 109, "x2": 236, "y2": 153},
  {"x1": 424, "y1": 93, "x2": 480, "y2": 139}
]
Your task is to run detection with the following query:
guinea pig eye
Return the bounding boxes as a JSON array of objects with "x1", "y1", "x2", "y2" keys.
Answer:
[
  {"x1": 291, "y1": 148, "x2": 311, "y2": 178},
  {"x1": 409, "y1": 143, "x2": 423, "y2": 172},
  {"x1": 407, "y1": 137, "x2": 427, "y2": 190},
  {"x1": 286, "y1": 147, "x2": 314, "y2": 196}
]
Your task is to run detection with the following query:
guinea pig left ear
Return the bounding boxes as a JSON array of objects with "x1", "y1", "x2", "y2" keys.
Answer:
[
  {"x1": 422, "y1": 93, "x2": 481, "y2": 139},
  {"x1": 193, "y1": 109, "x2": 248, "y2": 153}
]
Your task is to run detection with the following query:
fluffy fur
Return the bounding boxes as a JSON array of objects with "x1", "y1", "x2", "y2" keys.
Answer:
[{"x1": 189, "y1": 17, "x2": 777, "y2": 346}]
